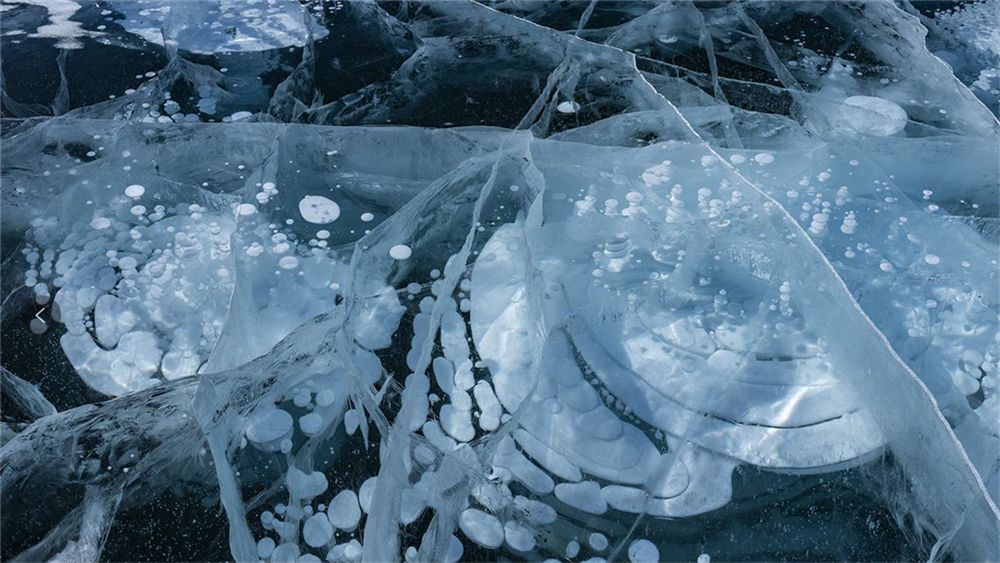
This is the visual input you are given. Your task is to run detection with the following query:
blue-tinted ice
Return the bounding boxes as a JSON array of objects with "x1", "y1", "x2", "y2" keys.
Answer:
[{"x1": 1, "y1": 1, "x2": 997, "y2": 561}]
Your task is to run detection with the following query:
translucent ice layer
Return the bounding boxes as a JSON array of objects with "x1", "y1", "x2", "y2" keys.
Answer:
[{"x1": 1, "y1": 1, "x2": 998, "y2": 562}]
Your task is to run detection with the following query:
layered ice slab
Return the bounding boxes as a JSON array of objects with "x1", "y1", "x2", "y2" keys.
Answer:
[{"x1": 2, "y1": 0, "x2": 999, "y2": 562}]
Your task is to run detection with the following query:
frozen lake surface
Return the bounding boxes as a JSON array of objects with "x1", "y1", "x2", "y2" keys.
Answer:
[{"x1": 1, "y1": 1, "x2": 998, "y2": 561}]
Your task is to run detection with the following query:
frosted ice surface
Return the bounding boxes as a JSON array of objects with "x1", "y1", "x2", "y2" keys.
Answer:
[
  {"x1": 1, "y1": 0, "x2": 998, "y2": 562},
  {"x1": 108, "y1": 0, "x2": 329, "y2": 54}
]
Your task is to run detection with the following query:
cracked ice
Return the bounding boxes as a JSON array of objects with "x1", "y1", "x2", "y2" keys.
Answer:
[{"x1": 1, "y1": 0, "x2": 998, "y2": 562}]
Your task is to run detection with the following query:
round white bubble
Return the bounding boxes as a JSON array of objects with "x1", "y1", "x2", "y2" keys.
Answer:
[
  {"x1": 328, "y1": 490, "x2": 362, "y2": 531},
  {"x1": 256, "y1": 538, "x2": 275, "y2": 558},
  {"x1": 389, "y1": 245, "x2": 412, "y2": 260},
  {"x1": 754, "y1": 153, "x2": 775, "y2": 165},
  {"x1": 298, "y1": 195, "x2": 341, "y2": 224},
  {"x1": 246, "y1": 408, "x2": 293, "y2": 444},
  {"x1": 628, "y1": 539, "x2": 659, "y2": 563},
  {"x1": 589, "y1": 532, "x2": 608, "y2": 551},
  {"x1": 124, "y1": 184, "x2": 145, "y2": 198},
  {"x1": 299, "y1": 413, "x2": 324, "y2": 435},
  {"x1": 839, "y1": 96, "x2": 908, "y2": 137},
  {"x1": 556, "y1": 100, "x2": 580, "y2": 114},
  {"x1": 303, "y1": 513, "x2": 333, "y2": 547}
]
